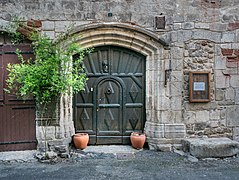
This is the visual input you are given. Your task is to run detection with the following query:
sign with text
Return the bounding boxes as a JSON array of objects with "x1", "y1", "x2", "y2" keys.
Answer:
[{"x1": 193, "y1": 82, "x2": 205, "y2": 91}]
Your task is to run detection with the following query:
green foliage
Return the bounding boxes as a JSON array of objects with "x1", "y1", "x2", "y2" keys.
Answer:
[
  {"x1": 2, "y1": 16, "x2": 26, "y2": 44},
  {"x1": 5, "y1": 23, "x2": 90, "y2": 105}
]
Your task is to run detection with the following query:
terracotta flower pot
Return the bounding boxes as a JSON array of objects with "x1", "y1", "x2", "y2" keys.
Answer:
[
  {"x1": 130, "y1": 132, "x2": 146, "y2": 149},
  {"x1": 73, "y1": 133, "x2": 89, "y2": 150}
]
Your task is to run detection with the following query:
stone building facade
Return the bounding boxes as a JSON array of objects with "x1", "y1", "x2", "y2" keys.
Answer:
[{"x1": 1, "y1": 0, "x2": 239, "y2": 152}]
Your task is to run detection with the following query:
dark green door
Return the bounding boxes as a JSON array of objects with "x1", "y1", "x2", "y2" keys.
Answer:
[{"x1": 74, "y1": 46, "x2": 145, "y2": 144}]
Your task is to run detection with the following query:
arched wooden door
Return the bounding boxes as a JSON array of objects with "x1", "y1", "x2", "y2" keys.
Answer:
[{"x1": 74, "y1": 46, "x2": 146, "y2": 144}]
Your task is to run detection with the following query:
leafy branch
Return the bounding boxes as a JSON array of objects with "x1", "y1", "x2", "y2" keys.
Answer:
[{"x1": 5, "y1": 21, "x2": 90, "y2": 105}]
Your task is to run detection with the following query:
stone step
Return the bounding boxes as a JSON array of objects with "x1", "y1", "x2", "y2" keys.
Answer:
[
  {"x1": 84, "y1": 145, "x2": 142, "y2": 154},
  {"x1": 182, "y1": 138, "x2": 239, "y2": 158}
]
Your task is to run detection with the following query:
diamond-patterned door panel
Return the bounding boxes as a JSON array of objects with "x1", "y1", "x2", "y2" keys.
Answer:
[
  {"x1": 97, "y1": 80, "x2": 122, "y2": 134},
  {"x1": 125, "y1": 108, "x2": 142, "y2": 131},
  {"x1": 75, "y1": 108, "x2": 93, "y2": 131},
  {"x1": 129, "y1": 83, "x2": 139, "y2": 103}
]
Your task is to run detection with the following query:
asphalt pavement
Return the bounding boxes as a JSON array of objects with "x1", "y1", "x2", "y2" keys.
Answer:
[{"x1": 0, "y1": 149, "x2": 239, "y2": 180}]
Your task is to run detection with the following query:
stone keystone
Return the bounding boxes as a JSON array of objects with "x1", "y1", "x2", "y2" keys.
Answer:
[{"x1": 182, "y1": 138, "x2": 239, "y2": 158}]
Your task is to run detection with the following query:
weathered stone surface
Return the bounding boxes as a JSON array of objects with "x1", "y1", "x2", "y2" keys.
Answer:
[
  {"x1": 182, "y1": 138, "x2": 239, "y2": 158},
  {"x1": 42, "y1": 21, "x2": 54, "y2": 30},
  {"x1": 209, "y1": 110, "x2": 220, "y2": 120},
  {"x1": 221, "y1": 32, "x2": 236, "y2": 43},
  {"x1": 215, "y1": 56, "x2": 226, "y2": 70},
  {"x1": 215, "y1": 89, "x2": 224, "y2": 101},
  {"x1": 46, "y1": 151, "x2": 58, "y2": 159},
  {"x1": 195, "y1": 23, "x2": 210, "y2": 29},
  {"x1": 230, "y1": 75, "x2": 239, "y2": 88},
  {"x1": 195, "y1": 111, "x2": 209, "y2": 123},
  {"x1": 233, "y1": 127, "x2": 239, "y2": 142},
  {"x1": 227, "y1": 106, "x2": 239, "y2": 126},
  {"x1": 164, "y1": 124, "x2": 186, "y2": 138},
  {"x1": 192, "y1": 30, "x2": 221, "y2": 42}
]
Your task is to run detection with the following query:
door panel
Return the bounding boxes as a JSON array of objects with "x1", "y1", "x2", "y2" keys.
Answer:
[
  {"x1": 0, "y1": 44, "x2": 36, "y2": 151},
  {"x1": 74, "y1": 46, "x2": 145, "y2": 145},
  {"x1": 96, "y1": 79, "x2": 123, "y2": 144}
]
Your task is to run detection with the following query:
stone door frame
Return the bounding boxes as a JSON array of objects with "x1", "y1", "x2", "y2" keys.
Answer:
[{"x1": 54, "y1": 22, "x2": 186, "y2": 150}]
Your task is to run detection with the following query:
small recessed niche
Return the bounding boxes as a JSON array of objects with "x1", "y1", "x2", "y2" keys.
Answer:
[{"x1": 155, "y1": 16, "x2": 165, "y2": 30}]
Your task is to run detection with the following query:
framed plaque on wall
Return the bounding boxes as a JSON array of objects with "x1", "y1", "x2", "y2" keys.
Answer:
[{"x1": 189, "y1": 71, "x2": 211, "y2": 102}]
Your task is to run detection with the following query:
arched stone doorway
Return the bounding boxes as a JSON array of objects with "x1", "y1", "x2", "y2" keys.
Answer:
[
  {"x1": 74, "y1": 46, "x2": 146, "y2": 144},
  {"x1": 56, "y1": 22, "x2": 186, "y2": 149}
]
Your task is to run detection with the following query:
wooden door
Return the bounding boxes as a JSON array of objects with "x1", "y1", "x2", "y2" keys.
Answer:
[
  {"x1": 96, "y1": 77, "x2": 124, "y2": 144},
  {"x1": 0, "y1": 44, "x2": 36, "y2": 151},
  {"x1": 74, "y1": 46, "x2": 145, "y2": 144}
]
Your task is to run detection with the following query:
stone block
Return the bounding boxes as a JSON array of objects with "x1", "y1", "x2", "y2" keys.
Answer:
[
  {"x1": 215, "y1": 56, "x2": 226, "y2": 70},
  {"x1": 195, "y1": 23, "x2": 210, "y2": 29},
  {"x1": 172, "y1": 47, "x2": 184, "y2": 59},
  {"x1": 192, "y1": 30, "x2": 221, "y2": 42},
  {"x1": 220, "y1": 44, "x2": 232, "y2": 49},
  {"x1": 227, "y1": 106, "x2": 239, "y2": 126},
  {"x1": 210, "y1": 23, "x2": 227, "y2": 32},
  {"x1": 230, "y1": 75, "x2": 239, "y2": 88},
  {"x1": 235, "y1": 88, "x2": 239, "y2": 104},
  {"x1": 173, "y1": 23, "x2": 182, "y2": 30},
  {"x1": 182, "y1": 138, "x2": 239, "y2": 158},
  {"x1": 177, "y1": 30, "x2": 193, "y2": 43},
  {"x1": 42, "y1": 21, "x2": 54, "y2": 31},
  {"x1": 170, "y1": 71, "x2": 183, "y2": 82},
  {"x1": 210, "y1": 110, "x2": 220, "y2": 120},
  {"x1": 183, "y1": 22, "x2": 194, "y2": 30},
  {"x1": 215, "y1": 89, "x2": 224, "y2": 101},
  {"x1": 156, "y1": 144, "x2": 172, "y2": 152},
  {"x1": 225, "y1": 87, "x2": 235, "y2": 100},
  {"x1": 145, "y1": 122, "x2": 164, "y2": 138},
  {"x1": 164, "y1": 124, "x2": 186, "y2": 138},
  {"x1": 196, "y1": 111, "x2": 209, "y2": 123},
  {"x1": 167, "y1": 82, "x2": 181, "y2": 97},
  {"x1": 220, "y1": 108, "x2": 226, "y2": 119},
  {"x1": 55, "y1": 21, "x2": 71, "y2": 32},
  {"x1": 221, "y1": 32, "x2": 236, "y2": 43},
  {"x1": 157, "y1": 96, "x2": 170, "y2": 110},
  {"x1": 183, "y1": 111, "x2": 196, "y2": 124},
  {"x1": 170, "y1": 96, "x2": 182, "y2": 111},
  {"x1": 232, "y1": 43, "x2": 239, "y2": 49},
  {"x1": 161, "y1": 111, "x2": 181, "y2": 124},
  {"x1": 166, "y1": 60, "x2": 183, "y2": 71},
  {"x1": 233, "y1": 127, "x2": 239, "y2": 142},
  {"x1": 215, "y1": 70, "x2": 230, "y2": 88}
]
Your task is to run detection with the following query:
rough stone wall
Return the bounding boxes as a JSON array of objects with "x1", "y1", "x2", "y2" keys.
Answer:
[{"x1": 1, "y1": 0, "x2": 239, "y2": 150}]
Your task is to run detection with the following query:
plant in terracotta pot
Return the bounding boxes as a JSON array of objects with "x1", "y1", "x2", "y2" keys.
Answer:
[
  {"x1": 73, "y1": 133, "x2": 89, "y2": 150},
  {"x1": 130, "y1": 132, "x2": 146, "y2": 149}
]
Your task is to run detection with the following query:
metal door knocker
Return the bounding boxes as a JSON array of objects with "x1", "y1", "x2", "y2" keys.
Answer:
[{"x1": 102, "y1": 60, "x2": 109, "y2": 73}]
